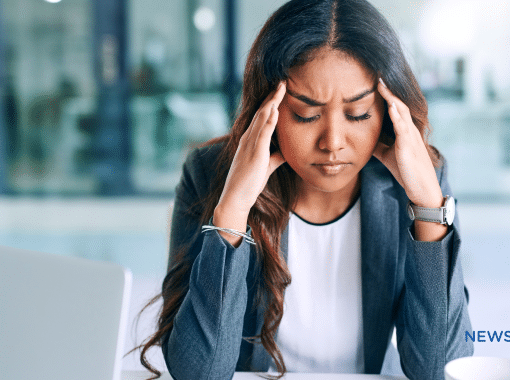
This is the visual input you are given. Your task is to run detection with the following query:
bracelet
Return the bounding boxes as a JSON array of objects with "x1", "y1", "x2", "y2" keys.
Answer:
[{"x1": 201, "y1": 225, "x2": 256, "y2": 245}]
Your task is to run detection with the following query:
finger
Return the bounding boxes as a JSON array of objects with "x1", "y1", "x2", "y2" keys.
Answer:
[
  {"x1": 258, "y1": 81, "x2": 287, "y2": 117},
  {"x1": 246, "y1": 89, "x2": 276, "y2": 138},
  {"x1": 246, "y1": 81, "x2": 286, "y2": 140},
  {"x1": 257, "y1": 103, "x2": 279, "y2": 145},
  {"x1": 377, "y1": 78, "x2": 400, "y2": 107},
  {"x1": 258, "y1": 90, "x2": 277, "y2": 115},
  {"x1": 272, "y1": 80, "x2": 287, "y2": 107},
  {"x1": 254, "y1": 82, "x2": 286, "y2": 143},
  {"x1": 387, "y1": 101, "x2": 407, "y2": 136},
  {"x1": 377, "y1": 79, "x2": 411, "y2": 122}
]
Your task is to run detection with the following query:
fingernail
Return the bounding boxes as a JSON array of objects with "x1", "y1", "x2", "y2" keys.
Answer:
[
  {"x1": 392, "y1": 102, "x2": 396, "y2": 109},
  {"x1": 277, "y1": 82, "x2": 283, "y2": 90},
  {"x1": 271, "y1": 103, "x2": 276, "y2": 111},
  {"x1": 379, "y1": 78, "x2": 387, "y2": 88}
]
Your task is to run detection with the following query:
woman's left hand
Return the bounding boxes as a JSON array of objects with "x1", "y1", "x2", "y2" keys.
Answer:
[{"x1": 373, "y1": 78, "x2": 443, "y2": 209}]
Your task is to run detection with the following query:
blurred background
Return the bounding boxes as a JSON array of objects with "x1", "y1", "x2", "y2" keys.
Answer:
[{"x1": 0, "y1": 0, "x2": 509, "y2": 372}]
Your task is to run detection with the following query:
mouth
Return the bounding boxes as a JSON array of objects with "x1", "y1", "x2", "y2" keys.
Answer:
[
  {"x1": 312, "y1": 162, "x2": 352, "y2": 175},
  {"x1": 314, "y1": 161, "x2": 350, "y2": 165}
]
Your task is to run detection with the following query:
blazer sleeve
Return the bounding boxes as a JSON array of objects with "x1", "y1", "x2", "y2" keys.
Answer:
[
  {"x1": 395, "y1": 159, "x2": 474, "y2": 380},
  {"x1": 161, "y1": 147, "x2": 253, "y2": 380}
]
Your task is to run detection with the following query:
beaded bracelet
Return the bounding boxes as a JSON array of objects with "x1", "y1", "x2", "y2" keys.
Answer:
[{"x1": 201, "y1": 225, "x2": 256, "y2": 245}]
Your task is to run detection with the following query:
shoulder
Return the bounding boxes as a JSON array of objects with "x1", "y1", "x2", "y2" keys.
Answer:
[
  {"x1": 177, "y1": 140, "x2": 227, "y2": 201},
  {"x1": 184, "y1": 141, "x2": 225, "y2": 172}
]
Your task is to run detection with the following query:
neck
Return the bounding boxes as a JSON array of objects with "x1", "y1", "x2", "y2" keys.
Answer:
[{"x1": 293, "y1": 174, "x2": 361, "y2": 224}]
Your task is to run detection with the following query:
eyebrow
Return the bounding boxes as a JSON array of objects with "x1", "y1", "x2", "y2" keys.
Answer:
[{"x1": 286, "y1": 85, "x2": 377, "y2": 106}]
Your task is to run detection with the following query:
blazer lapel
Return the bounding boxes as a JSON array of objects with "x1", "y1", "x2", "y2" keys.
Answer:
[{"x1": 360, "y1": 158, "x2": 401, "y2": 373}]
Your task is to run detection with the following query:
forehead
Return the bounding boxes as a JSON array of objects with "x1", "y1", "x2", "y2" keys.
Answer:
[{"x1": 287, "y1": 48, "x2": 375, "y2": 101}]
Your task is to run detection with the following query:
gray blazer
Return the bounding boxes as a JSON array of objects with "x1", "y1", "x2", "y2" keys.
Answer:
[{"x1": 161, "y1": 142, "x2": 474, "y2": 380}]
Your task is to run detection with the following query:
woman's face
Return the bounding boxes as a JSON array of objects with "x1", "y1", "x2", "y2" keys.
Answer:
[{"x1": 276, "y1": 48, "x2": 386, "y2": 196}]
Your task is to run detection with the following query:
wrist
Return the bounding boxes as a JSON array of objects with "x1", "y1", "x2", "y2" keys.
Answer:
[
  {"x1": 213, "y1": 202, "x2": 249, "y2": 232},
  {"x1": 413, "y1": 220, "x2": 449, "y2": 242},
  {"x1": 411, "y1": 189, "x2": 444, "y2": 209},
  {"x1": 212, "y1": 204, "x2": 250, "y2": 249}
]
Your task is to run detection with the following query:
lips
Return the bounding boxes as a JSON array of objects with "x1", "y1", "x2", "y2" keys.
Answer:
[
  {"x1": 314, "y1": 161, "x2": 350, "y2": 165},
  {"x1": 312, "y1": 161, "x2": 351, "y2": 175}
]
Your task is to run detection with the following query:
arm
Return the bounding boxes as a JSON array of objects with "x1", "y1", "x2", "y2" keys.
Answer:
[
  {"x1": 395, "y1": 160, "x2": 474, "y2": 380},
  {"x1": 161, "y1": 147, "x2": 253, "y2": 380},
  {"x1": 162, "y1": 82, "x2": 287, "y2": 379}
]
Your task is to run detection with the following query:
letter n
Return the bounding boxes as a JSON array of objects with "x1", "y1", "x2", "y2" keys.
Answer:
[{"x1": 465, "y1": 331, "x2": 475, "y2": 342}]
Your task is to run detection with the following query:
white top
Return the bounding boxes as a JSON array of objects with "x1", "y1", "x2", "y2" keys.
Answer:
[{"x1": 270, "y1": 197, "x2": 364, "y2": 373}]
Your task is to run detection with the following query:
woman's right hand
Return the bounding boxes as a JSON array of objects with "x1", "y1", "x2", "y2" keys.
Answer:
[{"x1": 213, "y1": 81, "x2": 287, "y2": 241}]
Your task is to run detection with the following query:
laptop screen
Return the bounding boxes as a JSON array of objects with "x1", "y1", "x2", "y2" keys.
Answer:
[{"x1": 0, "y1": 245, "x2": 131, "y2": 380}]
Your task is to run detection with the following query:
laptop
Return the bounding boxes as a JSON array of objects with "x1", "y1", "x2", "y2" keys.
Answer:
[{"x1": 0, "y1": 245, "x2": 132, "y2": 380}]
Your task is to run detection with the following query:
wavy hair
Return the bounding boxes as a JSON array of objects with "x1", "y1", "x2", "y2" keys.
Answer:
[{"x1": 133, "y1": 0, "x2": 440, "y2": 378}]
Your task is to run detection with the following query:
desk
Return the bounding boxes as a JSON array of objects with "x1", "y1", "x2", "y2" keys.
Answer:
[{"x1": 122, "y1": 370, "x2": 408, "y2": 380}]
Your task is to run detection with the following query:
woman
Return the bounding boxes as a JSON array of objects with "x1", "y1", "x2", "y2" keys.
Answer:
[{"x1": 138, "y1": 0, "x2": 473, "y2": 379}]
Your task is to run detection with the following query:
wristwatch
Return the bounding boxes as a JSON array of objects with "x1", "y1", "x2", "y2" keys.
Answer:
[{"x1": 407, "y1": 195, "x2": 455, "y2": 225}]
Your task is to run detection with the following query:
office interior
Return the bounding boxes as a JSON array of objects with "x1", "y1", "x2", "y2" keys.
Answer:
[{"x1": 0, "y1": 0, "x2": 509, "y2": 372}]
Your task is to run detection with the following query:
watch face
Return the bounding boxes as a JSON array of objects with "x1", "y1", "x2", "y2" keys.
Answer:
[{"x1": 444, "y1": 196, "x2": 456, "y2": 225}]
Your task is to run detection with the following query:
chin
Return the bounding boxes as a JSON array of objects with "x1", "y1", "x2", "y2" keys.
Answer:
[{"x1": 298, "y1": 172, "x2": 354, "y2": 194}]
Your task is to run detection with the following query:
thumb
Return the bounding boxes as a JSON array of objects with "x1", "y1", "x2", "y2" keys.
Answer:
[
  {"x1": 268, "y1": 151, "x2": 286, "y2": 175},
  {"x1": 372, "y1": 141, "x2": 403, "y2": 188},
  {"x1": 372, "y1": 141, "x2": 390, "y2": 164}
]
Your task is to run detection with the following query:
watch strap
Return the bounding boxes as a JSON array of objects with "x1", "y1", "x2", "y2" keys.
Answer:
[{"x1": 411, "y1": 204, "x2": 444, "y2": 223}]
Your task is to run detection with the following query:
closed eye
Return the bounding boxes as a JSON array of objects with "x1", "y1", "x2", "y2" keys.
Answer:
[
  {"x1": 294, "y1": 112, "x2": 372, "y2": 123},
  {"x1": 346, "y1": 113, "x2": 371, "y2": 122},
  {"x1": 293, "y1": 113, "x2": 319, "y2": 123}
]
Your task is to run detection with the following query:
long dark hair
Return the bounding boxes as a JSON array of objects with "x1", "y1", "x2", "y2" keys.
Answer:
[{"x1": 133, "y1": 0, "x2": 440, "y2": 378}]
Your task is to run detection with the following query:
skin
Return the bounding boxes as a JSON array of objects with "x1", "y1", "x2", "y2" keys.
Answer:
[
  {"x1": 214, "y1": 47, "x2": 447, "y2": 247},
  {"x1": 276, "y1": 48, "x2": 384, "y2": 223}
]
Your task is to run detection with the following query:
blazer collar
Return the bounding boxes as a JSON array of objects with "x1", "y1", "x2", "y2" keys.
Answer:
[{"x1": 251, "y1": 157, "x2": 401, "y2": 372}]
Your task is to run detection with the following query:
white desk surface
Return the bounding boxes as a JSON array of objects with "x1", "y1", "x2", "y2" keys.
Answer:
[{"x1": 122, "y1": 370, "x2": 408, "y2": 380}]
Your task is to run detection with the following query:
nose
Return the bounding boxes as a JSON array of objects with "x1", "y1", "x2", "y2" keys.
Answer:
[{"x1": 318, "y1": 115, "x2": 347, "y2": 152}]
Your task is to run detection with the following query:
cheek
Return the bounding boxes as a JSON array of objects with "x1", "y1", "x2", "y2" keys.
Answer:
[
  {"x1": 355, "y1": 104, "x2": 385, "y2": 152},
  {"x1": 355, "y1": 129, "x2": 381, "y2": 154},
  {"x1": 276, "y1": 111, "x2": 314, "y2": 160},
  {"x1": 349, "y1": 118, "x2": 384, "y2": 157}
]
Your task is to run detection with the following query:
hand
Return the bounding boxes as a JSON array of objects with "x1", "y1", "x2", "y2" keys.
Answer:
[
  {"x1": 373, "y1": 78, "x2": 443, "y2": 209},
  {"x1": 217, "y1": 81, "x2": 287, "y2": 217}
]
